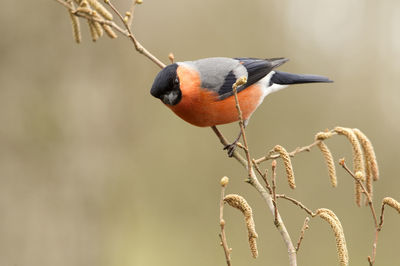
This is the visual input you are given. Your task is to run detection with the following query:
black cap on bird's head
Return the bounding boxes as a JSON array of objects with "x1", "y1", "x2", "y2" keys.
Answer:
[{"x1": 150, "y1": 64, "x2": 182, "y2": 106}]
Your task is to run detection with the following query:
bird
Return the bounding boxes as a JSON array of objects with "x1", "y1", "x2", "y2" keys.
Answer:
[{"x1": 150, "y1": 57, "x2": 332, "y2": 156}]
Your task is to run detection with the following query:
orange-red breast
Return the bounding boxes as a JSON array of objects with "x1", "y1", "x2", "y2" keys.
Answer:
[{"x1": 150, "y1": 57, "x2": 332, "y2": 155}]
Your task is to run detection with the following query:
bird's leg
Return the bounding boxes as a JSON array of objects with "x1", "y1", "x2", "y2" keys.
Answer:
[
  {"x1": 223, "y1": 131, "x2": 242, "y2": 157},
  {"x1": 223, "y1": 119, "x2": 248, "y2": 157}
]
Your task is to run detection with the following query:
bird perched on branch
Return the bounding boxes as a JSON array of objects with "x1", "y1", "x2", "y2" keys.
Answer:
[{"x1": 150, "y1": 57, "x2": 332, "y2": 156}]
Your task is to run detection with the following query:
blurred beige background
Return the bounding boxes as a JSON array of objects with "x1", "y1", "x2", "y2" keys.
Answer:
[{"x1": 1, "y1": 0, "x2": 400, "y2": 265}]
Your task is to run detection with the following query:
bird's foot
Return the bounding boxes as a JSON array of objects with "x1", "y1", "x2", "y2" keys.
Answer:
[{"x1": 223, "y1": 142, "x2": 238, "y2": 157}]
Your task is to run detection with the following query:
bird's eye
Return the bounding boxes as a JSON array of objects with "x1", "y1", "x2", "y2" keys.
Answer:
[{"x1": 174, "y1": 77, "x2": 179, "y2": 84}]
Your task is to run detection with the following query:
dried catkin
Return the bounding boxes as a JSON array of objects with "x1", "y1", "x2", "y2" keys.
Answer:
[
  {"x1": 334, "y1": 127, "x2": 365, "y2": 206},
  {"x1": 273, "y1": 145, "x2": 296, "y2": 189},
  {"x1": 87, "y1": 0, "x2": 113, "y2": 20},
  {"x1": 103, "y1": 24, "x2": 118, "y2": 38},
  {"x1": 317, "y1": 141, "x2": 337, "y2": 187},
  {"x1": 76, "y1": 6, "x2": 92, "y2": 14},
  {"x1": 315, "y1": 131, "x2": 334, "y2": 140},
  {"x1": 316, "y1": 208, "x2": 349, "y2": 266},
  {"x1": 68, "y1": 4, "x2": 81, "y2": 43},
  {"x1": 91, "y1": 11, "x2": 104, "y2": 37},
  {"x1": 383, "y1": 197, "x2": 400, "y2": 214},
  {"x1": 87, "y1": 20, "x2": 99, "y2": 41},
  {"x1": 334, "y1": 127, "x2": 365, "y2": 174},
  {"x1": 364, "y1": 160, "x2": 372, "y2": 204},
  {"x1": 224, "y1": 194, "x2": 258, "y2": 258},
  {"x1": 353, "y1": 128, "x2": 379, "y2": 181}
]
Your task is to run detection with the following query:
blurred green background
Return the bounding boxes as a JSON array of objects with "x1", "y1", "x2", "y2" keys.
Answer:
[{"x1": 1, "y1": 0, "x2": 400, "y2": 265}]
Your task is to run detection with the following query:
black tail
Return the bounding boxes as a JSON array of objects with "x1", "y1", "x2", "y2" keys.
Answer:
[{"x1": 271, "y1": 71, "x2": 333, "y2": 85}]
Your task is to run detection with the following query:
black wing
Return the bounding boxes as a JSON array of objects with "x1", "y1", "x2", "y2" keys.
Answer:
[{"x1": 218, "y1": 58, "x2": 288, "y2": 100}]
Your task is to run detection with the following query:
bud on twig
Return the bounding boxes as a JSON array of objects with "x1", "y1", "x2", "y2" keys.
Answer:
[{"x1": 220, "y1": 176, "x2": 229, "y2": 187}]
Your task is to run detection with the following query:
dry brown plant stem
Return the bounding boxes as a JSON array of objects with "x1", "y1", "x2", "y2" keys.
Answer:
[{"x1": 219, "y1": 179, "x2": 232, "y2": 266}]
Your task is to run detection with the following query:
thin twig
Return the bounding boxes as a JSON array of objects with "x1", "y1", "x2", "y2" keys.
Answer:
[
  {"x1": 219, "y1": 180, "x2": 231, "y2": 266},
  {"x1": 232, "y1": 78, "x2": 252, "y2": 179},
  {"x1": 252, "y1": 159, "x2": 272, "y2": 194},
  {"x1": 276, "y1": 194, "x2": 315, "y2": 216},
  {"x1": 379, "y1": 203, "x2": 386, "y2": 229},
  {"x1": 340, "y1": 161, "x2": 377, "y2": 226},
  {"x1": 126, "y1": 0, "x2": 137, "y2": 27},
  {"x1": 296, "y1": 217, "x2": 310, "y2": 252},
  {"x1": 104, "y1": 0, "x2": 166, "y2": 69},
  {"x1": 211, "y1": 126, "x2": 247, "y2": 167},
  {"x1": 272, "y1": 160, "x2": 278, "y2": 224}
]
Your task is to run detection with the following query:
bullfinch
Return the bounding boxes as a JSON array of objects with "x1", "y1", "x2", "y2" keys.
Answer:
[{"x1": 150, "y1": 57, "x2": 332, "y2": 155}]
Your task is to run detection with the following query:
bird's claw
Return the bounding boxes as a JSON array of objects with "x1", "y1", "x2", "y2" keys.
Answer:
[{"x1": 223, "y1": 143, "x2": 237, "y2": 157}]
